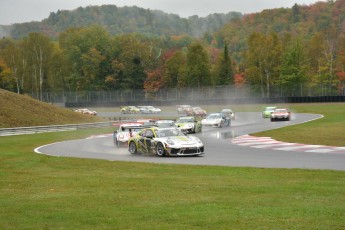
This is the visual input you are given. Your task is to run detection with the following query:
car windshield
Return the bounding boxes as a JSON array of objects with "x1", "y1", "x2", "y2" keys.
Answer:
[
  {"x1": 176, "y1": 117, "x2": 194, "y2": 123},
  {"x1": 155, "y1": 121, "x2": 174, "y2": 127},
  {"x1": 156, "y1": 128, "x2": 184, "y2": 137},
  {"x1": 207, "y1": 114, "x2": 222, "y2": 119},
  {"x1": 274, "y1": 109, "x2": 287, "y2": 113},
  {"x1": 120, "y1": 127, "x2": 142, "y2": 132},
  {"x1": 265, "y1": 107, "x2": 276, "y2": 111}
]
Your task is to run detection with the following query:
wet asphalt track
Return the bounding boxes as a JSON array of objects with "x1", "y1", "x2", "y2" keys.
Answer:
[{"x1": 35, "y1": 112, "x2": 345, "y2": 171}]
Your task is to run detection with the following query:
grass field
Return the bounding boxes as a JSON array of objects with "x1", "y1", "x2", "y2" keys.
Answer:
[{"x1": 1, "y1": 102, "x2": 345, "y2": 229}]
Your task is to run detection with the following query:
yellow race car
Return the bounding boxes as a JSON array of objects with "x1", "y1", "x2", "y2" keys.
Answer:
[
  {"x1": 120, "y1": 106, "x2": 140, "y2": 114},
  {"x1": 128, "y1": 127, "x2": 204, "y2": 157}
]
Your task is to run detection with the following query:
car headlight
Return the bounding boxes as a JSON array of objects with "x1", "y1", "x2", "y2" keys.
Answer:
[
  {"x1": 194, "y1": 137, "x2": 203, "y2": 144},
  {"x1": 166, "y1": 139, "x2": 175, "y2": 145}
]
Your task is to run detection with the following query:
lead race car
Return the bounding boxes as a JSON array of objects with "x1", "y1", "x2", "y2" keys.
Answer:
[
  {"x1": 270, "y1": 108, "x2": 291, "y2": 121},
  {"x1": 127, "y1": 127, "x2": 204, "y2": 157}
]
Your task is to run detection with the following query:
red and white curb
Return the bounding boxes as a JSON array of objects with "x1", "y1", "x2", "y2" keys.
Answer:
[{"x1": 231, "y1": 135, "x2": 345, "y2": 154}]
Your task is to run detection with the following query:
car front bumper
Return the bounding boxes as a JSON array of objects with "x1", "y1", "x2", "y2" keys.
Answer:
[{"x1": 166, "y1": 146, "x2": 205, "y2": 156}]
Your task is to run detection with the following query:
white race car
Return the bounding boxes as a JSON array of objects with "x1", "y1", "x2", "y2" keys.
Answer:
[
  {"x1": 113, "y1": 123, "x2": 144, "y2": 147},
  {"x1": 74, "y1": 108, "x2": 97, "y2": 116},
  {"x1": 154, "y1": 120, "x2": 176, "y2": 128},
  {"x1": 201, "y1": 113, "x2": 231, "y2": 127},
  {"x1": 138, "y1": 106, "x2": 161, "y2": 114}
]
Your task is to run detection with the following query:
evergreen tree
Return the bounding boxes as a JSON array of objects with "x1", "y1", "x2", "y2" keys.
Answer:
[{"x1": 215, "y1": 41, "x2": 233, "y2": 85}]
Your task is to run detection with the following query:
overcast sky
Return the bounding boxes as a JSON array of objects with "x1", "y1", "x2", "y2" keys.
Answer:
[{"x1": 0, "y1": 0, "x2": 325, "y2": 25}]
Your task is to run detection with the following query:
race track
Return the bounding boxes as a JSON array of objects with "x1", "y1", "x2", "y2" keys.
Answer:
[{"x1": 35, "y1": 112, "x2": 345, "y2": 171}]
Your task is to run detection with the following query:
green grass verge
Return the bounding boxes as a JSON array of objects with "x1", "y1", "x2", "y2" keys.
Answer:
[{"x1": 1, "y1": 124, "x2": 345, "y2": 229}]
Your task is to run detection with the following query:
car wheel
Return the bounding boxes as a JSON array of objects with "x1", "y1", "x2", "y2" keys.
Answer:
[
  {"x1": 114, "y1": 138, "x2": 120, "y2": 147},
  {"x1": 156, "y1": 143, "x2": 166, "y2": 157},
  {"x1": 128, "y1": 141, "x2": 137, "y2": 154}
]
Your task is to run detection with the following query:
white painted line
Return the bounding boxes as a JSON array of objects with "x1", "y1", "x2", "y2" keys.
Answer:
[
  {"x1": 305, "y1": 149, "x2": 335, "y2": 153},
  {"x1": 275, "y1": 145, "x2": 323, "y2": 151},
  {"x1": 233, "y1": 140, "x2": 280, "y2": 145},
  {"x1": 252, "y1": 143, "x2": 296, "y2": 148},
  {"x1": 334, "y1": 147, "x2": 345, "y2": 150},
  {"x1": 236, "y1": 142, "x2": 261, "y2": 146},
  {"x1": 232, "y1": 138, "x2": 273, "y2": 143}
]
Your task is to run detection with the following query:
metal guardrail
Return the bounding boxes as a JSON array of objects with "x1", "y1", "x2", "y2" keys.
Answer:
[{"x1": 0, "y1": 121, "x2": 118, "y2": 137}]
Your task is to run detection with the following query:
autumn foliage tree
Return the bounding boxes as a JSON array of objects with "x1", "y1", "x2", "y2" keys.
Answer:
[{"x1": 245, "y1": 32, "x2": 282, "y2": 97}]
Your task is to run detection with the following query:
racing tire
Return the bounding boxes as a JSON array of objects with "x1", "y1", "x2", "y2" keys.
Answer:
[
  {"x1": 114, "y1": 138, "x2": 120, "y2": 147},
  {"x1": 156, "y1": 143, "x2": 166, "y2": 157},
  {"x1": 128, "y1": 141, "x2": 138, "y2": 154}
]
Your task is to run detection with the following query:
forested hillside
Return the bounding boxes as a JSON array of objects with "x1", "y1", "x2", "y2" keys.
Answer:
[
  {"x1": 215, "y1": 1, "x2": 345, "y2": 60},
  {"x1": 1, "y1": 1, "x2": 345, "y2": 100},
  {"x1": 0, "y1": 5, "x2": 242, "y2": 39}
]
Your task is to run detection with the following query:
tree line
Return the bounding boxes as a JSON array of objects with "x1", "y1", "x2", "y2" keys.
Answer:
[
  {"x1": 0, "y1": 25, "x2": 236, "y2": 99},
  {"x1": 1, "y1": 1, "x2": 345, "y2": 99},
  {"x1": 1, "y1": 25, "x2": 345, "y2": 99}
]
